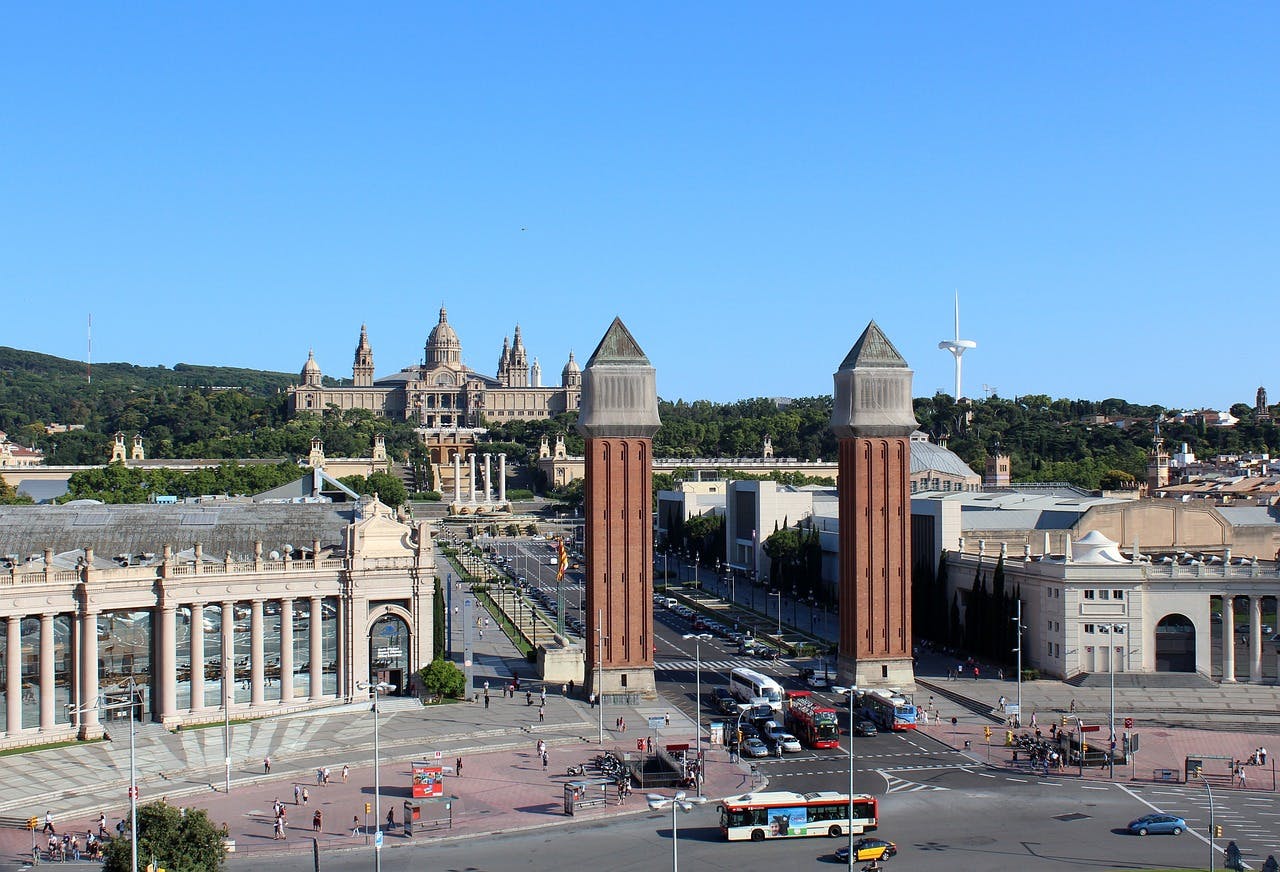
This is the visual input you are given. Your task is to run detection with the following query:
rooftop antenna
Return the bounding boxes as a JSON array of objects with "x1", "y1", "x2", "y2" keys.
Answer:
[
  {"x1": 87, "y1": 313, "x2": 92, "y2": 385},
  {"x1": 938, "y1": 291, "x2": 976, "y2": 399}
]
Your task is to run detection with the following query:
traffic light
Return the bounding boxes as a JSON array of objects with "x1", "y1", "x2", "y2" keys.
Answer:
[
  {"x1": 1082, "y1": 741, "x2": 1089, "y2": 753},
  {"x1": 1061, "y1": 716, "x2": 1068, "y2": 727},
  {"x1": 364, "y1": 803, "x2": 372, "y2": 814},
  {"x1": 984, "y1": 726, "x2": 992, "y2": 740},
  {"x1": 1004, "y1": 729, "x2": 1014, "y2": 746},
  {"x1": 1215, "y1": 825, "x2": 1223, "y2": 838},
  {"x1": 26, "y1": 817, "x2": 38, "y2": 831},
  {"x1": 1123, "y1": 717, "x2": 1133, "y2": 730}
]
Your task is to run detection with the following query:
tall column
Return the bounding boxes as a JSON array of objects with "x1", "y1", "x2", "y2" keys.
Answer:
[
  {"x1": 7, "y1": 617, "x2": 22, "y2": 734},
  {"x1": 336, "y1": 597, "x2": 347, "y2": 699},
  {"x1": 1250, "y1": 594, "x2": 1263, "y2": 683},
  {"x1": 1222, "y1": 595, "x2": 1237, "y2": 683},
  {"x1": 250, "y1": 600, "x2": 265, "y2": 707},
  {"x1": 831, "y1": 322, "x2": 918, "y2": 690},
  {"x1": 498, "y1": 453, "x2": 507, "y2": 503},
  {"x1": 468, "y1": 454, "x2": 477, "y2": 502},
  {"x1": 221, "y1": 601, "x2": 235, "y2": 707},
  {"x1": 39, "y1": 614, "x2": 55, "y2": 731},
  {"x1": 78, "y1": 610, "x2": 99, "y2": 737},
  {"x1": 158, "y1": 602, "x2": 177, "y2": 722},
  {"x1": 309, "y1": 596, "x2": 324, "y2": 700},
  {"x1": 453, "y1": 452, "x2": 462, "y2": 504},
  {"x1": 578, "y1": 317, "x2": 661, "y2": 701},
  {"x1": 190, "y1": 604, "x2": 206, "y2": 711},
  {"x1": 280, "y1": 598, "x2": 294, "y2": 704},
  {"x1": 483, "y1": 453, "x2": 492, "y2": 503}
]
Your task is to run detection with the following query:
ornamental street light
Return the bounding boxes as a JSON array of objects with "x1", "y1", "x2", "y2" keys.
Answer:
[
  {"x1": 682, "y1": 633, "x2": 713, "y2": 798},
  {"x1": 1193, "y1": 766, "x2": 1216, "y2": 872},
  {"x1": 646, "y1": 790, "x2": 707, "y2": 872},
  {"x1": 356, "y1": 680, "x2": 396, "y2": 872},
  {"x1": 1012, "y1": 599, "x2": 1025, "y2": 726},
  {"x1": 767, "y1": 590, "x2": 782, "y2": 638}
]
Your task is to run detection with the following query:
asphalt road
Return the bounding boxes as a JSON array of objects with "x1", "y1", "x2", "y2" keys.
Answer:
[{"x1": 230, "y1": 775, "x2": 1205, "y2": 872}]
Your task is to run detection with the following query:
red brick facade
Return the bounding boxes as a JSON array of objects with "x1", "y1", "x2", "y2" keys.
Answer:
[
  {"x1": 583, "y1": 436, "x2": 654, "y2": 681},
  {"x1": 838, "y1": 436, "x2": 913, "y2": 676}
]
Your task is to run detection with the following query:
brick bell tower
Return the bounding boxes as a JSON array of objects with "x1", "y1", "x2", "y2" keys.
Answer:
[
  {"x1": 578, "y1": 317, "x2": 661, "y2": 702},
  {"x1": 831, "y1": 321, "x2": 919, "y2": 690}
]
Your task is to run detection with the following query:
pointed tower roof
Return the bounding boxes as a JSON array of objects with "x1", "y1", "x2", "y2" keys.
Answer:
[
  {"x1": 831, "y1": 320, "x2": 917, "y2": 438},
  {"x1": 585, "y1": 317, "x2": 651, "y2": 367},
  {"x1": 838, "y1": 321, "x2": 907, "y2": 370},
  {"x1": 577, "y1": 317, "x2": 660, "y2": 438}
]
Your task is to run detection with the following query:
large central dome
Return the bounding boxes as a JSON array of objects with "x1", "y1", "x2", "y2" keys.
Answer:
[{"x1": 425, "y1": 307, "x2": 462, "y2": 368}]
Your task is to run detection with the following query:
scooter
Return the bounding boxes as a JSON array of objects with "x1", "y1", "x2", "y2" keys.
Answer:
[{"x1": 566, "y1": 764, "x2": 585, "y2": 777}]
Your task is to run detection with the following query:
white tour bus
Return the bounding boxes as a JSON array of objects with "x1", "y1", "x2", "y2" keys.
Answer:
[{"x1": 729, "y1": 667, "x2": 784, "y2": 713}]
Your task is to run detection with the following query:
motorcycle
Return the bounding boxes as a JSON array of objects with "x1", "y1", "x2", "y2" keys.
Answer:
[{"x1": 566, "y1": 764, "x2": 585, "y2": 777}]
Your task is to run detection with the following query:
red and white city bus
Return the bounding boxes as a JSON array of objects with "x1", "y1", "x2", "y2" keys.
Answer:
[{"x1": 718, "y1": 790, "x2": 878, "y2": 842}]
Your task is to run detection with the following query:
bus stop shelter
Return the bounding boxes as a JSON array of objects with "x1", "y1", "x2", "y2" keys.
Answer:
[{"x1": 563, "y1": 779, "x2": 615, "y2": 816}]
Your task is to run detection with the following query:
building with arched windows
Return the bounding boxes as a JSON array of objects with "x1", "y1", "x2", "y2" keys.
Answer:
[
  {"x1": 0, "y1": 496, "x2": 436, "y2": 750},
  {"x1": 287, "y1": 309, "x2": 582, "y2": 427}
]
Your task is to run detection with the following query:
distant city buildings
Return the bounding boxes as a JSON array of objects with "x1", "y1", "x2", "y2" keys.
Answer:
[{"x1": 0, "y1": 432, "x2": 43, "y2": 468}]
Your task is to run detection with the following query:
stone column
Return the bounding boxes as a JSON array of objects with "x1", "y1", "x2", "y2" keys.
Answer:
[
  {"x1": 250, "y1": 600, "x2": 265, "y2": 707},
  {"x1": 468, "y1": 454, "x2": 477, "y2": 502},
  {"x1": 221, "y1": 601, "x2": 235, "y2": 707},
  {"x1": 78, "y1": 610, "x2": 99, "y2": 736},
  {"x1": 309, "y1": 596, "x2": 324, "y2": 700},
  {"x1": 453, "y1": 452, "x2": 462, "y2": 504},
  {"x1": 7, "y1": 616, "x2": 22, "y2": 734},
  {"x1": 498, "y1": 453, "x2": 507, "y2": 503},
  {"x1": 483, "y1": 453, "x2": 492, "y2": 503},
  {"x1": 1250, "y1": 594, "x2": 1263, "y2": 683},
  {"x1": 280, "y1": 598, "x2": 294, "y2": 704},
  {"x1": 336, "y1": 598, "x2": 347, "y2": 699},
  {"x1": 158, "y1": 602, "x2": 177, "y2": 722},
  {"x1": 39, "y1": 614, "x2": 55, "y2": 731},
  {"x1": 1222, "y1": 595, "x2": 1237, "y2": 683},
  {"x1": 190, "y1": 604, "x2": 206, "y2": 711}
]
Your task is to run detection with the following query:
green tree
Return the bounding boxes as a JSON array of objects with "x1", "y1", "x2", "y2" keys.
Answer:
[
  {"x1": 103, "y1": 801, "x2": 226, "y2": 872},
  {"x1": 418, "y1": 658, "x2": 465, "y2": 698},
  {"x1": 0, "y1": 477, "x2": 33, "y2": 505},
  {"x1": 432, "y1": 577, "x2": 445, "y2": 659}
]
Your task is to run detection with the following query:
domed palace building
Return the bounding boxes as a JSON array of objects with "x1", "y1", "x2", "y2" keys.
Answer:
[{"x1": 288, "y1": 308, "x2": 581, "y2": 430}]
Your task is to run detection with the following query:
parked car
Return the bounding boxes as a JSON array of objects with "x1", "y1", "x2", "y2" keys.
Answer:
[
  {"x1": 835, "y1": 838, "x2": 898, "y2": 862},
  {"x1": 1128, "y1": 814, "x2": 1186, "y2": 836}
]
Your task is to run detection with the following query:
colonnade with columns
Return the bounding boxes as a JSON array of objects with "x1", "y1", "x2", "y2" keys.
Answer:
[
  {"x1": 451, "y1": 452, "x2": 508, "y2": 507},
  {"x1": 1219, "y1": 593, "x2": 1275, "y2": 684}
]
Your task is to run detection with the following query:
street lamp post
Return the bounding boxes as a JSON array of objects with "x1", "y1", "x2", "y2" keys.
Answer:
[
  {"x1": 1101, "y1": 622, "x2": 1128, "y2": 779},
  {"x1": 683, "y1": 633, "x2": 712, "y2": 798},
  {"x1": 767, "y1": 590, "x2": 782, "y2": 638},
  {"x1": 69, "y1": 679, "x2": 139, "y2": 872},
  {"x1": 1194, "y1": 767, "x2": 1216, "y2": 872},
  {"x1": 840, "y1": 686, "x2": 856, "y2": 871},
  {"x1": 646, "y1": 790, "x2": 706, "y2": 872},
  {"x1": 596, "y1": 609, "x2": 607, "y2": 744},
  {"x1": 1013, "y1": 599, "x2": 1024, "y2": 725},
  {"x1": 357, "y1": 680, "x2": 396, "y2": 872}
]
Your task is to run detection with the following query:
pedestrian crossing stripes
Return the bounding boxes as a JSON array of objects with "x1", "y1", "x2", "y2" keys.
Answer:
[
  {"x1": 880, "y1": 772, "x2": 951, "y2": 793},
  {"x1": 654, "y1": 659, "x2": 779, "y2": 672}
]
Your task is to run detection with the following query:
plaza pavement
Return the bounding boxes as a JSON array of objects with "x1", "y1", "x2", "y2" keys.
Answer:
[{"x1": 6, "y1": 578, "x2": 1280, "y2": 865}]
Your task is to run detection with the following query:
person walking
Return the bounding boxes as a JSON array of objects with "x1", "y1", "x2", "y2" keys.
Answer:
[
  {"x1": 264, "y1": 755, "x2": 272, "y2": 774},
  {"x1": 43, "y1": 811, "x2": 54, "y2": 835},
  {"x1": 542, "y1": 751, "x2": 549, "y2": 772},
  {"x1": 456, "y1": 756, "x2": 463, "y2": 777},
  {"x1": 386, "y1": 807, "x2": 395, "y2": 832},
  {"x1": 1262, "y1": 747, "x2": 1269, "y2": 766},
  {"x1": 1239, "y1": 766, "x2": 1248, "y2": 788},
  {"x1": 484, "y1": 691, "x2": 490, "y2": 709},
  {"x1": 539, "y1": 704, "x2": 545, "y2": 723},
  {"x1": 302, "y1": 787, "x2": 309, "y2": 805},
  {"x1": 312, "y1": 810, "x2": 322, "y2": 832},
  {"x1": 294, "y1": 784, "x2": 302, "y2": 805},
  {"x1": 351, "y1": 816, "x2": 361, "y2": 837}
]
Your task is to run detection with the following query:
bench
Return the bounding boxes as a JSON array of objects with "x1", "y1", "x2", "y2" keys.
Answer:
[{"x1": 574, "y1": 798, "x2": 607, "y2": 810}]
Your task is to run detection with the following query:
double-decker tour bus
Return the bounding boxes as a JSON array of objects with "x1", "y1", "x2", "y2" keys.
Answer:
[
  {"x1": 728, "y1": 667, "x2": 784, "y2": 713},
  {"x1": 785, "y1": 696, "x2": 841, "y2": 749},
  {"x1": 718, "y1": 791, "x2": 878, "y2": 842},
  {"x1": 862, "y1": 689, "x2": 918, "y2": 731}
]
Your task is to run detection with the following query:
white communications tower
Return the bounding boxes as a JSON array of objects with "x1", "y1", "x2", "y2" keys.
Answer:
[{"x1": 938, "y1": 293, "x2": 976, "y2": 399}]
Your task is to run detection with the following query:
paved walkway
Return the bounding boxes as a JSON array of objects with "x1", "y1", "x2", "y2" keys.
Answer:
[{"x1": 0, "y1": 591, "x2": 754, "y2": 868}]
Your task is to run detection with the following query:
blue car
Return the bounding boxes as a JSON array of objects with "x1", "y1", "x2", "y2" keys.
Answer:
[{"x1": 1128, "y1": 813, "x2": 1186, "y2": 836}]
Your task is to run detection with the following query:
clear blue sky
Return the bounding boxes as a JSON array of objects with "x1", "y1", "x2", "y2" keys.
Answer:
[{"x1": 4, "y1": 4, "x2": 1277, "y2": 410}]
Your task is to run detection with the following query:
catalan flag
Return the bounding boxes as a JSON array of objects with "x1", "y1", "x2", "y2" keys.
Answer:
[{"x1": 556, "y1": 538, "x2": 568, "y2": 581}]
